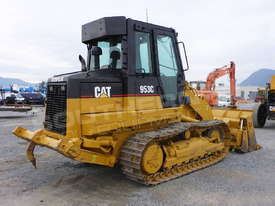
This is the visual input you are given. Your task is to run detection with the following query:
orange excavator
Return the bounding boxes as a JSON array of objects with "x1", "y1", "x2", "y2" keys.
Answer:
[{"x1": 190, "y1": 61, "x2": 237, "y2": 106}]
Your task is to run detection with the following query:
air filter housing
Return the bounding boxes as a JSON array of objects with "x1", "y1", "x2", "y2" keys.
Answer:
[{"x1": 82, "y1": 16, "x2": 127, "y2": 43}]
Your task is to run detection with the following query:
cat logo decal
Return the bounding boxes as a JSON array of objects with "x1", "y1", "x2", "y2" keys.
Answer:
[{"x1": 94, "y1": 86, "x2": 111, "y2": 98}]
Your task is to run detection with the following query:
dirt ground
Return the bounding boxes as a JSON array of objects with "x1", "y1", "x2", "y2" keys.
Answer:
[{"x1": 1, "y1": 108, "x2": 275, "y2": 206}]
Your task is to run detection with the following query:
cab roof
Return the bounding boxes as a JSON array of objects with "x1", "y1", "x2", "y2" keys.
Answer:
[{"x1": 82, "y1": 16, "x2": 176, "y2": 43}]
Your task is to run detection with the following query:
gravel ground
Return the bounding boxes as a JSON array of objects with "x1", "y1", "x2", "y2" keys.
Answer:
[{"x1": 0, "y1": 108, "x2": 275, "y2": 206}]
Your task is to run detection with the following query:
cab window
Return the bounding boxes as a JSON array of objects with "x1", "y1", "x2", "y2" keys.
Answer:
[
  {"x1": 89, "y1": 37, "x2": 122, "y2": 70},
  {"x1": 157, "y1": 35, "x2": 179, "y2": 102},
  {"x1": 135, "y1": 32, "x2": 152, "y2": 73},
  {"x1": 157, "y1": 35, "x2": 178, "y2": 77}
]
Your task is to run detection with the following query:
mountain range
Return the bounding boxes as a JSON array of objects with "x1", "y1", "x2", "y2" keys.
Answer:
[
  {"x1": 240, "y1": 69, "x2": 275, "y2": 87},
  {"x1": 0, "y1": 76, "x2": 37, "y2": 88},
  {"x1": 1, "y1": 68, "x2": 275, "y2": 88}
]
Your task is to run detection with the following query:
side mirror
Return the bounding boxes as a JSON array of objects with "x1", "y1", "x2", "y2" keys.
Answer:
[
  {"x1": 79, "y1": 55, "x2": 87, "y2": 71},
  {"x1": 92, "y1": 46, "x2": 102, "y2": 70}
]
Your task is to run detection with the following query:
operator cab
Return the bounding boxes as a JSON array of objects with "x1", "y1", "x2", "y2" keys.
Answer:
[
  {"x1": 46, "y1": 16, "x2": 189, "y2": 116},
  {"x1": 79, "y1": 17, "x2": 189, "y2": 108},
  {"x1": 47, "y1": 16, "x2": 191, "y2": 134}
]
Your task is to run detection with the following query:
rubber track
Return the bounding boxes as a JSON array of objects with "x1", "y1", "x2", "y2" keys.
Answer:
[{"x1": 119, "y1": 120, "x2": 230, "y2": 185}]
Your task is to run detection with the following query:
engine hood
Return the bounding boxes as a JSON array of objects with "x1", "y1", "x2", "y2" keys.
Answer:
[{"x1": 48, "y1": 69, "x2": 123, "y2": 83}]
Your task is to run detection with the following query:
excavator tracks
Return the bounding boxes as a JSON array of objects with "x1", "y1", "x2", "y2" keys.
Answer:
[{"x1": 119, "y1": 120, "x2": 230, "y2": 185}]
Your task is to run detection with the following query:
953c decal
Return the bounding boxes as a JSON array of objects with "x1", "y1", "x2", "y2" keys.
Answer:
[{"x1": 140, "y1": 85, "x2": 154, "y2": 94}]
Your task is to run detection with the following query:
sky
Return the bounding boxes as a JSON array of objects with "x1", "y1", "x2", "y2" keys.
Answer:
[{"x1": 0, "y1": 0, "x2": 274, "y2": 83}]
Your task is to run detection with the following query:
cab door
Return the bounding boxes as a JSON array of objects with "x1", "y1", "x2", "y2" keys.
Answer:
[
  {"x1": 154, "y1": 30, "x2": 184, "y2": 108},
  {"x1": 133, "y1": 28, "x2": 162, "y2": 110}
]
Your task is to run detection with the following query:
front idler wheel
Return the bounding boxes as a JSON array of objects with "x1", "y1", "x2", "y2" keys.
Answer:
[{"x1": 141, "y1": 142, "x2": 164, "y2": 175}]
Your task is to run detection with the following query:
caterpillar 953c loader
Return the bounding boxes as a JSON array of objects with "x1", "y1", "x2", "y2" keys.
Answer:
[{"x1": 13, "y1": 17, "x2": 260, "y2": 185}]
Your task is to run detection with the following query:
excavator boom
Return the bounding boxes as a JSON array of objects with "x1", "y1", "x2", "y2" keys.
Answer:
[{"x1": 205, "y1": 61, "x2": 237, "y2": 106}]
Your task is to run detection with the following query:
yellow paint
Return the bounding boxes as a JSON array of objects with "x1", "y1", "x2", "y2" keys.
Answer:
[
  {"x1": 163, "y1": 137, "x2": 225, "y2": 169},
  {"x1": 80, "y1": 96, "x2": 182, "y2": 136},
  {"x1": 212, "y1": 108, "x2": 257, "y2": 151},
  {"x1": 80, "y1": 97, "x2": 123, "y2": 114},
  {"x1": 184, "y1": 83, "x2": 213, "y2": 120},
  {"x1": 270, "y1": 76, "x2": 275, "y2": 90},
  {"x1": 67, "y1": 99, "x2": 81, "y2": 138},
  {"x1": 135, "y1": 96, "x2": 163, "y2": 110},
  {"x1": 141, "y1": 143, "x2": 163, "y2": 174},
  {"x1": 13, "y1": 83, "x2": 260, "y2": 169}
]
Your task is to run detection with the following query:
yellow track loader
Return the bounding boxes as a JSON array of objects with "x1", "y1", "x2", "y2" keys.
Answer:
[{"x1": 13, "y1": 17, "x2": 260, "y2": 185}]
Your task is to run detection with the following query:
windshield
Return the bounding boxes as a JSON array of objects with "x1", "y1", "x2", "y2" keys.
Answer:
[{"x1": 88, "y1": 37, "x2": 122, "y2": 70}]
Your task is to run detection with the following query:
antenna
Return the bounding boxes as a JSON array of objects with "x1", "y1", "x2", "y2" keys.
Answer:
[{"x1": 146, "y1": 8, "x2": 149, "y2": 23}]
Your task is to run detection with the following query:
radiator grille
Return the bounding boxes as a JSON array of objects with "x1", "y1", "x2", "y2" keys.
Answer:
[{"x1": 45, "y1": 83, "x2": 67, "y2": 135}]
